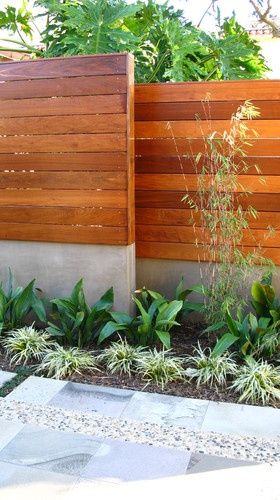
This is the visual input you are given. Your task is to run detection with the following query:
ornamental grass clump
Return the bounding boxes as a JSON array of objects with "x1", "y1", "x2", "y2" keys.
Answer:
[
  {"x1": 231, "y1": 357, "x2": 280, "y2": 405},
  {"x1": 3, "y1": 325, "x2": 53, "y2": 365},
  {"x1": 136, "y1": 349, "x2": 185, "y2": 389},
  {"x1": 185, "y1": 343, "x2": 238, "y2": 387},
  {"x1": 37, "y1": 345, "x2": 100, "y2": 379},
  {"x1": 98, "y1": 338, "x2": 146, "y2": 376}
]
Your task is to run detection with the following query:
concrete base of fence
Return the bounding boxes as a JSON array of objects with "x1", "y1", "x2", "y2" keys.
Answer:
[
  {"x1": 136, "y1": 258, "x2": 280, "y2": 299},
  {"x1": 0, "y1": 241, "x2": 136, "y2": 312}
]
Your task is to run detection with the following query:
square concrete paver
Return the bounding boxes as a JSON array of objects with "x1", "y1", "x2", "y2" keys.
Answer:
[
  {"x1": 0, "y1": 419, "x2": 24, "y2": 452},
  {"x1": 121, "y1": 391, "x2": 209, "y2": 429},
  {"x1": 0, "y1": 460, "x2": 76, "y2": 499},
  {"x1": 201, "y1": 401, "x2": 280, "y2": 438},
  {"x1": 81, "y1": 438, "x2": 191, "y2": 482},
  {"x1": 0, "y1": 370, "x2": 16, "y2": 388},
  {"x1": 0, "y1": 424, "x2": 103, "y2": 476},
  {"x1": 49, "y1": 382, "x2": 134, "y2": 417},
  {"x1": 6, "y1": 375, "x2": 67, "y2": 404},
  {"x1": 186, "y1": 453, "x2": 254, "y2": 475}
]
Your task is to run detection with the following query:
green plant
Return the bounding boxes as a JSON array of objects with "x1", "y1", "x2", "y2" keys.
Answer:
[
  {"x1": 37, "y1": 345, "x2": 99, "y2": 379},
  {"x1": 98, "y1": 337, "x2": 145, "y2": 376},
  {"x1": 183, "y1": 101, "x2": 272, "y2": 325},
  {"x1": 136, "y1": 348, "x2": 185, "y2": 389},
  {"x1": 0, "y1": 366, "x2": 34, "y2": 398},
  {"x1": 2, "y1": 324, "x2": 53, "y2": 365},
  {"x1": 0, "y1": 2, "x2": 268, "y2": 81},
  {"x1": 47, "y1": 279, "x2": 114, "y2": 348},
  {"x1": 231, "y1": 357, "x2": 280, "y2": 405},
  {"x1": 98, "y1": 288, "x2": 183, "y2": 348},
  {"x1": 213, "y1": 308, "x2": 280, "y2": 359},
  {"x1": 0, "y1": 270, "x2": 46, "y2": 334},
  {"x1": 251, "y1": 273, "x2": 280, "y2": 323},
  {"x1": 185, "y1": 343, "x2": 237, "y2": 387}
]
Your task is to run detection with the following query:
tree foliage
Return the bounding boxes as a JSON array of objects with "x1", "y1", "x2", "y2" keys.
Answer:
[{"x1": 0, "y1": 0, "x2": 269, "y2": 81}]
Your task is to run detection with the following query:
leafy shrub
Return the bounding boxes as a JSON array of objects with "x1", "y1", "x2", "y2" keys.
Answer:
[
  {"x1": 2, "y1": 324, "x2": 53, "y2": 365},
  {"x1": 185, "y1": 344, "x2": 237, "y2": 387},
  {"x1": 0, "y1": 270, "x2": 46, "y2": 334},
  {"x1": 98, "y1": 287, "x2": 183, "y2": 348},
  {"x1": 213, "y1": 308, "x2": 280, "y2": 358},
  {"x1": 47, "y1": 279, "x2": 114, "y2": 347},
  {"x1": 136, "y1": 349, "x2": 185, "y2": 388},
  {"x1": 98, "y1": 338, "x2": 145, "y2": 376},
  {"x1": 37, "y1": 345, "x2": 99, "y2": 379},
  {"x1": 251, "y1": 273, "x2": 280, "y2": 323},
  {"x1": 231, "y1": 357, "x2": 280, "y2": 405}
]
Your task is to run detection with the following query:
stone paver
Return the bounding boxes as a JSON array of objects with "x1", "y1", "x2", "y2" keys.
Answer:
[
  {"x1": 0, "y1": 424, "x2": 102, "y2": 475},
  {"x1": 5, "y1": 375, "x2": 67, "y2": 404},
  {"x1": 0, "y1": 419, "x2": 24, "y2": 452},
  {"x1": 186, "y1": 453, "x2": 254, "y2": 474},
  {"x1": 121, "y1": 391, "x2": 209, "y2": 429},
  {"x1": 49, "y1": 382, "x2": 134, "y2": 417},
  {"x1": 0, "y1": 460, "x2": 76, "y2": 499},
  {"x1": 81, "y1": 439, "x2": 191, "y2": 482},
  {"x1": 0, "y1": 370, "x2": 16, "y2": 388},
  {"x1": 201, "y1": 401, "x2": 280, "y2": 438}
]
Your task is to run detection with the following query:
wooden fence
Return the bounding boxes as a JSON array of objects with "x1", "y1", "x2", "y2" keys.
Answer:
[
  {"x1": 0, "y1": 53, "x2": 135, "y2": 245},
  {"x1": 135, "y1": 80, "x2": 280, "y2": 264}
]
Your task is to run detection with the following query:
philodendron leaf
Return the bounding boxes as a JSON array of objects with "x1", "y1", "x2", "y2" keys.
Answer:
[
  {"x1": 12, "y1": 279, "x2": 35, "y2": 324},
  {"x1": 98, "y1": 321, "x2": 127, "y2": 344},
  {"x1": 156, "y1": 330, "x2": 171, "y2": 349},
  {"x1": 212, "y1": 333, "x2": 238, "y2": 357}
]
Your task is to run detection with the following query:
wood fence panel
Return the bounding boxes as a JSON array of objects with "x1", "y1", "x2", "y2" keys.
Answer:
[
  {"x1": 0, "y1": 53, "x2": 134, "y2": 245},
  {"x1": 135, "y1": 80, "x2": 280, "y2": 263}
]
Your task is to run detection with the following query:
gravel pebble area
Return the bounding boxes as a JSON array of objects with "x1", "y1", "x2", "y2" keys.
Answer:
[{"x1": 0, "y1": 399, "x2": 279, "y2": 464}]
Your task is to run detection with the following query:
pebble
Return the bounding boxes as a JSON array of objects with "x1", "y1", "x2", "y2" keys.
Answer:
[{"x1": 0, "y1": 398, "x2": 279, "y2": 464}]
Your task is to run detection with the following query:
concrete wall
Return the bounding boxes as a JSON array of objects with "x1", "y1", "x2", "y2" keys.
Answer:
[
  {"x1": 0, "y1": 241, "x2": 135, "y2": 312},
  {"x1": 136, "y1": 258, "x2": 280, "y2": 299}
]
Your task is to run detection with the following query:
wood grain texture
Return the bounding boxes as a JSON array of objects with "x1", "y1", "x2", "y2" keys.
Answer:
[
  {"x1": 0, "y1": 54, "x2": 134, "y2": 245},
  {"x1": 0, "y1": 54, "x2": 128, "y2": 81},
  {"x1": 0, "y1": 94, "x2": 126, "y2": 118},
  {"x1": 0, "y1": 114, "x2": 127, "y2": 136},
  {"x1": 135, "y1": 80, "x2": 280, "y2": 262},
  {"x1": 0, "y1": 75, "x2": 127, "y2": 100}
]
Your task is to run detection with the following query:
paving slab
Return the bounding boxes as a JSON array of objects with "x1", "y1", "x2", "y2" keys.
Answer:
[
  {"x1": 49, "y1": 381, "x2": 134, "y2": 417},
  {"x1": 0, "y1": 370, "x2": 16, "y2": 388},
  {"x1": 0, "y1": 460, "x2": 76, "y2": 499},
  {"x1": 0, "y1": 424, "x2": 103, "y2": 476},
  {"x1": 121, "y1": 391, "x2": 209, "y2": 429},
  {"x1": 6, "y1": 375, "x2": 67, "y2": 404},
  {"x1": 186, "y1": 452, "x2": 254, "y2": 474},
  {"x1": 0, "y1": 418, "x2": 24, "y2": 452},
  {"x1": 81, "y1": 438, "x2": 191, "y2": 482},
  {"x1": 201, "y1": 401, "x2": 280, "y2": 438}
]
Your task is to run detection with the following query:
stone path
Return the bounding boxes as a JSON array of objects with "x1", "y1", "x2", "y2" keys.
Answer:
[{"x1": 0, "y1": 372, "x2": 279, "y2": 498}]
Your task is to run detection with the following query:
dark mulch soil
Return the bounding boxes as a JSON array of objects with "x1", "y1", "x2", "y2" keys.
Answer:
[{"x1": 0, "y1": 321, "x2": 279, "y2": 408}]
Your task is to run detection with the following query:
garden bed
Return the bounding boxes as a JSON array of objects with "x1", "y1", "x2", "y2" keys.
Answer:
[{"x1": 1, "y1": 321, "x2": 279, "y2": 409}]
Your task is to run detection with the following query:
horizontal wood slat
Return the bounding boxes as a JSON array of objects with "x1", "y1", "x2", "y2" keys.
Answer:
[
  {"x1": 0, "y1": 95, "x2": 126, "y2": 118},
  {"x1": 0, "y1": 75, "x2": 127, "y2": 100},
  {"x1": 0, "y1": 134, "x2": 126, "y2": 153},
  {"x1": 135, "y1": 101, "x2": 280, "y2": 121},
  {"x1": 135, "y1": 81, "x2": 280, "y2": 103},
  {"x1": 0, "y1": 114, "x2": 126, "y2": 136},
  {"x1": 0, "y1": 189, "x2": 127, "y2": 208},
  {"x1": 136, "y1": 174, "x2": 280, "y2": 194},
  {"x1": 136, "y1": 242, "x2": 280, "y2": 265},
  {"x1": 0, "y1": 54, "x2": 134, "y2": 246},
  {"x1": 0, "y1": 54, "x2": 128, "y2": 81},
  {"x1": 0, "y1": 223, "x2": 127, "y2": 245},
  {"x1": 0, "y1": 207, "x2": 127, "y2": 226},
  {"x1": 0, "y1": 171, "x2": 127, "y2": 190},
  {"x1": 0, "y1": 152, "x2": 127, "y2": 171},
  {"x1": 135, "y1": 80, "x2": 280, "y2": 262}
]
